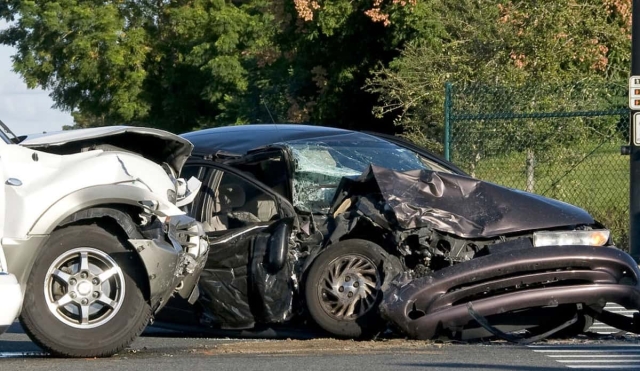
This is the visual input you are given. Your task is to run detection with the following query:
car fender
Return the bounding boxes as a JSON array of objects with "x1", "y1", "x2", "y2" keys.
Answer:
[
  {"x1": 28, "y1": 183, "x2": 181, "y2": 235},
  {"x1": 1, "y1": 145, "x2": 176, "y2": 238},
  {"x1": 4, "y1": 184, "x2": 183, "y2": 296}
]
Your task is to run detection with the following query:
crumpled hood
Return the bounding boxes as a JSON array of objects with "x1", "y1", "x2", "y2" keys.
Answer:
[
  {"x1": 336, "y1": 165, "x2": 595, "y2": 239},
  {"x1": 21, "y1": 126, "x2": 194, "y2": 174}
]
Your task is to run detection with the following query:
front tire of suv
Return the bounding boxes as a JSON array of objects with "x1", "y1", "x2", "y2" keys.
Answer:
[
  {"x1": 304, "y1": 239, "x2": 401, "y2": 338},
  {"x1": 20, "y1": 224, "x2": 151, "y2": 357}
]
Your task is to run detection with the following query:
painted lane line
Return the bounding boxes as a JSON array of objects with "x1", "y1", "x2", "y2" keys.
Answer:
[
  {"x1": 530, "y1": 345, "x2": 640, "y2": 369},
  {"x1": 532, "y1": 349, "x2": 640, "y2": 353},
  {"x1": 565, "y1": 366, "x2": 640, "y2": 369},
  {"x1": 548, "y1": 355, "x2": 640, "y2": 358},
  {"x1": 557, "y1": 359, "x2": 640, "y2": 363}
]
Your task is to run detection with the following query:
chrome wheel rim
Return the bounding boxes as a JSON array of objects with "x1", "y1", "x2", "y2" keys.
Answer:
[
  {"x1": 44, "y1": 247, "x2": 126, "y2": 329},
  {"x1": 317, "y1": 254, "x2": 381, "y2": 320}
]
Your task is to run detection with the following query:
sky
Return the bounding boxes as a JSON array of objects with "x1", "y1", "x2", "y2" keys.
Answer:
[{"x1": 0, "y1": 21, "x2": 73, "y2": 136}]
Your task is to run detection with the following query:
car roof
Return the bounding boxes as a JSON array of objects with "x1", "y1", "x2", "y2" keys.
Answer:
[{"x1": 182, "y1": 124, "x2": 386, "y2": 155}]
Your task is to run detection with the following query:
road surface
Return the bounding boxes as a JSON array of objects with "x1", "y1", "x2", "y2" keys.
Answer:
[{"x1": 2, "y1": 322, "x2": 640, "y2": 370}]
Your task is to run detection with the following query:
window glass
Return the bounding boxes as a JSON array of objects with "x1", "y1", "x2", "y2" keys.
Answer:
[
  {"x1": 287, "y1": 139, "x2": 433, "y2": 213},
  {"x1": 203, "y1": 171, "x2": 280, "y2": 232}
]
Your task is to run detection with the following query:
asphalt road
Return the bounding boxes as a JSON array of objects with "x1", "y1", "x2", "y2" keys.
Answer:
[{"x1": 2, "y1": 322, "x2": 640, "y2": 371}]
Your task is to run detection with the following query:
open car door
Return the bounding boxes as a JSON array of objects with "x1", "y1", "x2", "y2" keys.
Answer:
[{"x1": 181, "y1": 160, "x2": 298, "y2": 329}]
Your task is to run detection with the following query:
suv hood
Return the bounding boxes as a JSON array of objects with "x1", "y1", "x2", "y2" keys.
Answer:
[
  {"x1": 333, "y1": 165, "x2": 595, "y2": 239},
  {"x1": 20, "y1": 126, "x2": 193, "y2": 174}
]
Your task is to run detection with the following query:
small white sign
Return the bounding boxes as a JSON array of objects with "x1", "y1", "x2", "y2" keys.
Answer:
[{"x1": 630, "y1": 76, "x2": 640, "y2": 110}]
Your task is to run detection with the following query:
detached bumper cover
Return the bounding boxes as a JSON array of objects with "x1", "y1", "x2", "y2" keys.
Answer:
[
  {"x1": 380, "y1": 246, "x2": 640, "y2": 339},
  {"x1": 0, "y1": 273, "x2": 22, "y2": 334}
]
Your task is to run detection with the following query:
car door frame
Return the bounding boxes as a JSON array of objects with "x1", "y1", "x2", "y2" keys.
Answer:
[{"x1": 184, "y1": 158, "x2": 298, "y2": 225}]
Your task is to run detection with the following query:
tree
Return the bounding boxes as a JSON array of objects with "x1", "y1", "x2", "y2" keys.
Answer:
[
  {"x1": 366, "y1": 0, "x2": 632, "y2": 151},
  {"x1": 0, "y1": 1, "x2": 450, "y2": 134},
  {"x1": 0, "y1": 0, "x2": 273, "y2": 133},
  {"x1": 253, "y1": 0, "x2": 447, "y2": 132}
]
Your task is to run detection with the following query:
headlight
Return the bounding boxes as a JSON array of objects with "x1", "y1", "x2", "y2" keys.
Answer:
[{"x1": 533, "y1": 230, "x2": 610, "y2": 247}]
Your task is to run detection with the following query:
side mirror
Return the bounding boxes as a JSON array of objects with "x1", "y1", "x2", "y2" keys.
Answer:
[{"x1": 266, "y1": 219, "x2": 292, "y2": 273}]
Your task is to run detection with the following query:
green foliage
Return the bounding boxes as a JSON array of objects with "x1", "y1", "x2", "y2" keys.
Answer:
[
  {"x1": 366, "y1": 0, "x2": 632, "y2": 151},
  {"x1": 0, "y1": 0, "x2": 634, "y2": 138},
  {"x1": 0, "y1": 0, "x2": 273, "y2": 133}
]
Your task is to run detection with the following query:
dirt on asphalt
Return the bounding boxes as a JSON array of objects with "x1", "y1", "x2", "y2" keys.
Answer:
[{"x1": 179, "y1": 338, "x2": 448, "y2": 357}]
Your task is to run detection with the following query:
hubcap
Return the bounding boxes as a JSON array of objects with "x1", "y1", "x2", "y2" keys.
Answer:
[
  {"x1": 317, "y1": 254, "x2": 381, "y2": 320},
  {"x1": 44, "y1": 247, "x2": 126, "y2": 329}
]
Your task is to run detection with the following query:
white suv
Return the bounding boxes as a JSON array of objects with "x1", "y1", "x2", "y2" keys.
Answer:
[{"x1": 0, "y1": 124, "x2": 207, "y2": 357}]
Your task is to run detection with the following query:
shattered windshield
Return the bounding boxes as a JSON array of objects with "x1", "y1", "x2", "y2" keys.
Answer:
[{"x1": 287, "y1": 138, "x2": 430, "y2": 213}]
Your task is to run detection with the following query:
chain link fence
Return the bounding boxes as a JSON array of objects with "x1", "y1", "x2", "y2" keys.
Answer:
[{"x1": 444, "y1": 81, "x2": 630, "y2": 249}]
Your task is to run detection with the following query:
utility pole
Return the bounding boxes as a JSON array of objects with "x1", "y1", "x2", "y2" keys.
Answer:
[{"x1": 628, "y1": 0, "x2": 640, "y2": 261}]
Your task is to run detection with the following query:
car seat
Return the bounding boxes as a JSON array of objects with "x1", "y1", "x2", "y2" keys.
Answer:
[
  {"x1": 204, "y1": 183, "x2": 246, "y2": 231},
  {"x1": 244, "y1": 184, "x2": 284, "y2": 222}
]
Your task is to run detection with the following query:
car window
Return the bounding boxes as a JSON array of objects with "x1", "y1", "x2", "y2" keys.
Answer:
[
  {"x1": 287, "y1": 139, "x2": 433, "y2": 213},
  {"x1": 182, "y1": 165, "x2": 281, "y2": 232},
  {"x1": 418, "y1": 155, "x2": 455, "y2": 173}
]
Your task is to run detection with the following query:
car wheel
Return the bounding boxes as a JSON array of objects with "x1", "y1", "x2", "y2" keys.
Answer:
[
  {"x1": 304, "y1": 239, "x2": 401, "y2": 338},
  {"x1": 20, "y1": 224, "x2": 151, "y2": 357}
]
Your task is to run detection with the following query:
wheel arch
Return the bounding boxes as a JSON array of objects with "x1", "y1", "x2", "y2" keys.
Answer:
[
  {"x1": 9, "y1": 201, "x2": 152, "y2": 302},
  {"x1": 29, "y1": 184, "x2": 154, "y2": 236}
]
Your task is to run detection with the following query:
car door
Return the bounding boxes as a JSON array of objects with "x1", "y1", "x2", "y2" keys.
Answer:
[{"x1": 181, "y1": 160, "x2": 298, "y2": 329}]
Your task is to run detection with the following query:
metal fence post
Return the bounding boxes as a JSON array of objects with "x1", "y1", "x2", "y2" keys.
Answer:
[
  {"x1": 630, "y1": 0, "x2": 640, "y2": 261},
  {"x1": 444, "y1": 82, "x2": 452, "y2": 161}
]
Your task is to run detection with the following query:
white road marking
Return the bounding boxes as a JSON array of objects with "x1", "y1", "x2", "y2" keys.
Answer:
[
  {"x1": 531, "y1": 345, "x2": 640, "y2": 369},
  {"x1": 591, "y1": 303, "x2": 638, "y2": 334}
]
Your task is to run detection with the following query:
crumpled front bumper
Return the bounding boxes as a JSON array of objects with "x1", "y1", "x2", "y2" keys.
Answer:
[
  {"x1": 129, "y1": 214, "x2": 208, "y2": 312},
  {"x1": 380, "y1": 245, "x2": 640, "y2": 340}
]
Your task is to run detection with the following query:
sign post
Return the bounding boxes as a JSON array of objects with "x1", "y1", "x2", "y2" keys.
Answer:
[{"x1": 630, "y1": 0, "x2": 640, "y2": 261}]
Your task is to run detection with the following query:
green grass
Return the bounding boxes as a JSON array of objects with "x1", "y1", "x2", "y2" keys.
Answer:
[{"x1": 454, "y1": 142, "x2": 630, "y2": 249}]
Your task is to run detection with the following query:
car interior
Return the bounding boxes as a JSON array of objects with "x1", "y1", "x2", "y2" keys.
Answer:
[{"x1": 182, "y1": 165, "x2": 282, "y2": 233}]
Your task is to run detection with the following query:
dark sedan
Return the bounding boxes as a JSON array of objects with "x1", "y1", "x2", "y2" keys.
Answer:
[{"x1": 170, "y1": 124, "x2": 640, "y2": 342}]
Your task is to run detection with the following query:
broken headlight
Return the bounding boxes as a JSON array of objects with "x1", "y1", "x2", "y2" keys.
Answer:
[{"x1": 533, "y1": 230, "x2": 610, "y2": 247}]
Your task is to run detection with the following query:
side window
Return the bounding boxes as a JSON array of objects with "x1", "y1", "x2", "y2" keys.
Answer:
[
  {"x1": 204, "y1": 171, "x2": 281, "y2": 232},
  {"x1": 417, "y1": 155, "x2": 454, "y2": 174},
  {"x1": 180, "y1": 165, "x2": 206, "y2": 181}
]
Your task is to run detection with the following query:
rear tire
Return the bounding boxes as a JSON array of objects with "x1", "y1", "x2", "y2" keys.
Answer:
[
  {"x1": 304, "y1": 239, "x2": 401, "y2": 338},
  {"x1": 20, "y1": 224, "x2": 151, "y2": 357}
]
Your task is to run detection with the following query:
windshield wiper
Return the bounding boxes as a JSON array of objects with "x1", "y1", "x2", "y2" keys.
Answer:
[{"x1": 0, "y1": 118, "x2": 22, "y2": 144}]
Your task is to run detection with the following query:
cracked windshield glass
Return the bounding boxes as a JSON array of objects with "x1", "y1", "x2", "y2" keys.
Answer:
[{"x1": 287, "y1": 138, "x2": 434, "y2": 213}]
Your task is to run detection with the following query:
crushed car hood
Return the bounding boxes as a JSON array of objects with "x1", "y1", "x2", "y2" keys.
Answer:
[
  {"x1": 21, "y1": 126, "x2": 193, "y2": 173},
  {"x1": 335, "y1": 165, "x2": 595, "y2": 239}
]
